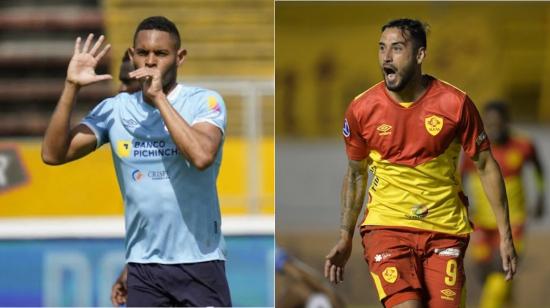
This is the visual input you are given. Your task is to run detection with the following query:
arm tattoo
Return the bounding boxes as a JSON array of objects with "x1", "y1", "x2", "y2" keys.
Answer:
[{"x1": 340, "y1": 160, "x2": 368, "y2": 234}]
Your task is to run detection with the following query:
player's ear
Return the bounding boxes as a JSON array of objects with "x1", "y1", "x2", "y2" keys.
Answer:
[
  {"x1": 176, "y1": 48, "x2": 187, "y2": 67},
  {"x1": 416, "y1": 46, "x2": 426, "y2": 65}
]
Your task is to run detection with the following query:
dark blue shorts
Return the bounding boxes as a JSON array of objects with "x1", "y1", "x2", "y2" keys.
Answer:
[{"x1": 127, "y1": 261, "x2": 232, "y2": 307}]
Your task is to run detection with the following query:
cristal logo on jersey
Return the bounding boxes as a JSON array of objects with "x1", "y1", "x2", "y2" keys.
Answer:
[
  {"x1": 376, "y1": 124, "x2": 392, "y2": 136},
  {"x1": 343, "y1": 119, "x2": 350, "y2": 137},
  {"x1": 208, "y1": 96, "x2": 221, "y2": 113},
  {"x1": 132, "y1": 169, "x2": 144, "y2": 182},
  {"x1": 425, "y1": 115, "x2": 444, "y2": 136}
]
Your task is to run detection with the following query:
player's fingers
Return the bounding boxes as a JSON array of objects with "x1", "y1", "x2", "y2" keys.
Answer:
[
  {"x1": 95, "y1": 74, "x2": 113, "y2": 82},
  {"x1": 129, "y1": 68, "x2": 153, "y2": 79},
  {"x1": 89, "y1": 35, "x2": 104, "y2": 56},
  {"x1": 95, "y1": 43, "x2": 111, "y2": 62},
  {"x1": 82, "y1": 33, "x2": 94, "y2": 53},
  {"x1": 335, "y1": 266, "x2": 342, "y2": 283},
  {"x1": 503, "y1": 257, "x2": 512, "y2": 281},
  {"x1": 74, "y1": 37, "x2": 82, "y2": 55},
  {"x1": 128, "y1": 69, "x2": 146, "y2": 79},
  {"x1": 324, "y1": 259, "x2": 331, "y2": 278},
  {"x1": 329, "y1": 264, "x2": 337, "y2": 283},
  {"x1": 111, "y1": 292, "x2": 118, "y2": 307}
]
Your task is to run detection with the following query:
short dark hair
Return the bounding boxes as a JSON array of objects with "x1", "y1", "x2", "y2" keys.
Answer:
[
  {"x1": 484, "y1": 101, "x2": 510, "y2": 121},
  {"x1": 382, "y1": 18, "x2": 428, "y2": 51},
  {"x1": 133, "y1": 16, "x2": 181, "y2": 49}
]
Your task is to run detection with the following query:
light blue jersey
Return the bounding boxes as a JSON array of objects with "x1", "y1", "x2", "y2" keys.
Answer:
[{"x1": 82, "y1": 84, "x2": 227, "y2": 264}]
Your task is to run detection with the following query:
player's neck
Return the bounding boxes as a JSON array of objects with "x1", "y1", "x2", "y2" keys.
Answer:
[{"x1": 388, "y1": 73, "x2": 428, "y2": 104}]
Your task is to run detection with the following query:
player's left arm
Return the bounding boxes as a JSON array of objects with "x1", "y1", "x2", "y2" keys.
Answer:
[
  {"x1": 129, "y1": 67, "x2": 222, "y2": 170},
  {"x1": 157, "y1": 97, "x2": 222, "y2": 170},
  {"x1": 529, "y1": 144, "x2": 546, "y2": 219},
  {"x1": 472, "y1": 149, "x2": 518, "y2": 280}
]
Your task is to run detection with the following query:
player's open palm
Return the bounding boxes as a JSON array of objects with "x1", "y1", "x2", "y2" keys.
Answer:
[
  {"x1": 324, "y1": 238, "x2": 352, "y2": 284},
  {"x1": 67, "y1": 33, "x2": 112, "y2": 87}
]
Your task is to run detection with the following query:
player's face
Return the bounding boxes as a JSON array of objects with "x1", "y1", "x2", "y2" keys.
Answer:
[
  {"x1": 131, "y1": 30, "x2": 185, "y2": 90},
  {"x1": 378, "y1": 28, "x2": 423, "y2": 92},
  {"x1": 484, "y1": 110, "x2": 508, "y2": 144}
]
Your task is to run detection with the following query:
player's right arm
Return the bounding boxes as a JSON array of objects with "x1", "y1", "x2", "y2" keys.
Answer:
[
  {"x1": 324, "y1": 158, "x2": 368, "y2": 284},
  {"x1": 41, "y1": 34, "x2": 111, "y2": 165}
]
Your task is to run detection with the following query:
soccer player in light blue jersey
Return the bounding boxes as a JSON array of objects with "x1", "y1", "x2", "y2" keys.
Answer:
[{"x1": 42, "y1": 16, "x2": 231, "y2": 307}]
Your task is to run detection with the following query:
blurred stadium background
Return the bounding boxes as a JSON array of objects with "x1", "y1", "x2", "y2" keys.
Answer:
[
  {"x1": 0, "y1": 0, "x2": 274, "y2": 306},
  {"x1": 276, "y1": 2, "x2": 550, "y2": 307}
]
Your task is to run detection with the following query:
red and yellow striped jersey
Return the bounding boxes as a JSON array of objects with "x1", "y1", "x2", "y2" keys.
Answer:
[
  {"x1": 344, "y1": 76, "x2": 490, "y2": 235},
  {"x1": 462, "y1": 134, "x2": 536, "y2": 228}
]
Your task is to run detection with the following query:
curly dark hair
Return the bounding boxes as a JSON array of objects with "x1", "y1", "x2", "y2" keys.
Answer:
[
  {"x1": 133, "y1": 16, "x2": 181, "y2": 49},
  {"x1": 382, "y1": 18, "x2": 428, "y2": 51}
]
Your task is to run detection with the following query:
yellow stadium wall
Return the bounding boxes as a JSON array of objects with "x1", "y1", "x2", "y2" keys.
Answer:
[
  {"x1": 0, "y1": 138, "x2": 273, "y2": 216},
  {"x1": 276, "y1": 2, "x2": 550, "y2": 138}
]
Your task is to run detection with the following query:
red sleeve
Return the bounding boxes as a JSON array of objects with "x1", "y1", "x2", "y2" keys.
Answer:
[
  {"x1": 459, "y1": 150, "x2": 476, "y2": 174},
  {"x1": 343, "y1": 102, "x2": 368, "y2": 161},
  {"x1": 458, "y1": 96, "x2": 491, "y2": 158}
]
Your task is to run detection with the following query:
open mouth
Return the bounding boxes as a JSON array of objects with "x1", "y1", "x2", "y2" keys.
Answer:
[{"x1": 383, "y1": 66, "x2": 397, "y2": 82}]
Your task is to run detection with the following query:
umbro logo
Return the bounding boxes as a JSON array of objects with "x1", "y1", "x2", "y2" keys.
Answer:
[
  {"x1": 377, "y1": 124, "x2": 392, "y2": 136},
  {"x1": 440, "y1": 288, "x2": 456, "y2": 301}
]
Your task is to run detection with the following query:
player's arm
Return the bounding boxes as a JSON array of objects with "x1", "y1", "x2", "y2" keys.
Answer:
[
  {"x1": 42, "y1": 34, "x2": 111, "y2": 165},
  {"x1": 472, "y1": 149, "x2": 517, "y2": 280},
  {"x1": 156, "y1": 97, "x2": 221, "y2": 170},
  {"x1": 324, "y1": 158, "x2": 368, "y2": 284},
  {"x1": 129, "y1": 68, "x2": 221, "y2": 170}
]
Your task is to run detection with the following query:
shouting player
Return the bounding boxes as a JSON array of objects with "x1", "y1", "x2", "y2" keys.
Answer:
[
  {"x1": 462, "y1": 101, "x2": 546, "y2": 308},
  {"x1": 42, "y1": 16, "x2": 231, "y2": 306},
  {"x1": 324, "y1": 18, "x2": 517, "y2": 308}
]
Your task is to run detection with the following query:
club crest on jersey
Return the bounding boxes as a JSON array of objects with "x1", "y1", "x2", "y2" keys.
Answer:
[
  {"x1": 382, "y1": 266, "x2": 398, "y2": 283},
  {"x1": 425, "y1": 115, "x2": 443, "y2": 136},
  {"x1": 343, "y1": 118, "x2": 350, "y2": 137}
]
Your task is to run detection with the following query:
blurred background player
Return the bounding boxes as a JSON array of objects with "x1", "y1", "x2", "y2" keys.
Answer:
[
  {"x1": 276, "y1": 247, "x2": 345, "y2": 308},
  {"x1": 461, "y1": 101, "x2": 546, "y2": 308},
  {"x1": 117, "y1": 50, "x2": 141, "y2": 94}
]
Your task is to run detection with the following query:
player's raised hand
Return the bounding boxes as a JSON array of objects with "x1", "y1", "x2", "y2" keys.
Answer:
[
  {"x1": 500, "y1": 236, "x2": 518, "y2": 281},
  {"x1": 66, "y1": 34, "x2": 112, "y2": 87},
  {"x1": 324, "y1": 238, "x2": 352, "y2": 284},
  {"x1": 128, "y1": 67, "x2": 164, "y2": 102}
]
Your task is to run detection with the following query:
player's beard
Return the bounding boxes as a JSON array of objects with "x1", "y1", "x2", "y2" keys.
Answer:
[
  {"x1": 384, "y1": 62, "x2": 415, "y2": 92},
  {"x1": 160, "y1": 65, "x2": 178, "y2": 93}
]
